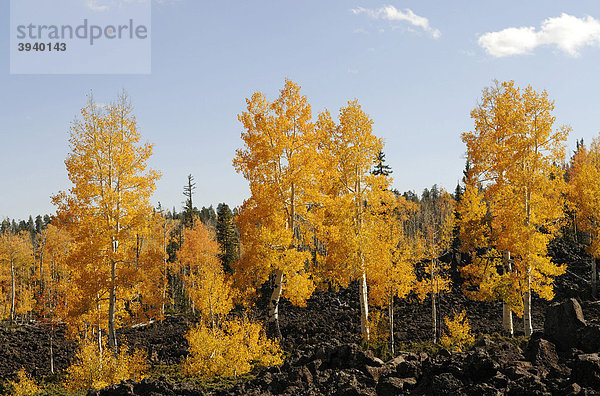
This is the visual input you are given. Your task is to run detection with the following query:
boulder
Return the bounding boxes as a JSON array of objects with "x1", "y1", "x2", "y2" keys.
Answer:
[
  {"x1": 465, "y1": 350, "x2": 500, "y2": 381},
  {"x1": 525, "y1": 338, "x2": 559, "y2": 370},
  {"x1": 572, "y1": 353, "x2": 600, "y2": 389},
  {"x1": 577, "y1": 324, "x2": 600, "y2": 353},
  {"x1": 376, "y1": 377, "x2": 417, "y2": 395},
  {"x1": 543, "y1": 298, "x2": 586, "y2": 351},
  {"x1": 430, "y1": 372, "x2": 462, "y2": 395}
]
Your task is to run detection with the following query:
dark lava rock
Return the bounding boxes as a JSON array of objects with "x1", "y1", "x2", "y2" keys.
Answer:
[
  {"x1": 376, "y1": 376, "x2": 417, "y2": 395},
  {"x1": 578, "y1": 324, "x2": 600, "y2": 353},
  {"x1": 544, "y1": 298, "x2": 586, "y2": 351},
  {"x1": 430, "y1": 372, "x2": 462, "y2": 395},
  {"x1": 573, "y1": 353, "x2": 600, "y2": 389},
  {"x1": 525, "y1": 338, "x2": 559, "y2": 370},
  {"x1": 89, "y1": 377, "x2": 198, "y2": 396},
  {"x1": 507, "y1": 375, "x2": 548, "y2": 396},
  {"x1": 465, "y1": 350, "x2": 500, "y2": 381}
]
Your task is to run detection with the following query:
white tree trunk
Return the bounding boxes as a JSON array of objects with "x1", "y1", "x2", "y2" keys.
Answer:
[
  {"x1": 10, "y1": 257, "x2": 15, "y2": 324},
  {"x1": 502, "y1": 251, "x2": 513, "y2": 336},
  {"x1": 592, "y1": 257, "x2": 597, "y2": 300},
  {"x1": 359, "y1": 270, "x2": 369, "y2": 341},
  {"x1": 268, "y1": 269, "x2": 284, "y2": 339},
  {"x1": 389, "y1": 294, "x2": 394, "y2": 355},
  {"x1": 523, "y1": 271, "x2": 533, "y2": 336}
]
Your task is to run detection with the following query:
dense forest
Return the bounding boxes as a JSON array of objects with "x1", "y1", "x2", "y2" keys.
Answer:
[{"x1": 2, "y1": 80, "x2": 600, "y2": 395}]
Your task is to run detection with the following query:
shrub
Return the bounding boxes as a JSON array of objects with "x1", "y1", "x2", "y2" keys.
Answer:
[
  {"x1": 7, "y1": 368, "x2": 40, "y2": 396},
  {"x1": 440, "y1": 309, "x2": 475, "y2": 352},
  {"x1": 65, "y1": 336, "x2": 148, "y2": 391},
  {"x1": 184, "y1": 317, "x2": 283, "y2": 378}
]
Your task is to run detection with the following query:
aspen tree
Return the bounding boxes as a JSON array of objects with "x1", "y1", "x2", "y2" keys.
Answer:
[
  {"x1": 0, "y1": 232, "x2": 34, "y2": 324},
  {"x1": 233, "y1": 80, "x2": 317, "y2": 338},
  {"x1": 414, "y1": 189, "x2": 454, "y2": 343},
  {"x1": 367, "y1": 194, "x2": 420, "y2": 354},
  {"x1": 461, "y1": 81, "x2": 568, "y2": 336},
  {"x1": 177, "y1": 221, "x2": 233, "y2": 327},
  {"x1": 315, "y1": 101, "x2": 386, "y2": 341},
  {"x1": 53, "y1": 93, "x2": 160, "y2": 348},
  {"x1": 568, "y1": 138, "x2": 600, "y2": 299}
]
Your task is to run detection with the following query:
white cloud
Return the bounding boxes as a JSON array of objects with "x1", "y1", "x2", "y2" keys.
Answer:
[
  {"x1": 352, "y1": 5, "x2": 441, "y2": 39},
  {"x1": 479, "y1": 13, "x2": 600, "y2": 57},
  {"x1": 86, "y1": 0, "x2": 109, "y2": 12}
]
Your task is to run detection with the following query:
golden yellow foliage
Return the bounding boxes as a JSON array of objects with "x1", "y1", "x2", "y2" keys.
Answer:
[
  {"x1": 314, "y1": 100, "x2": 389, "y2": 341},
  {"x1": 461, "y1": 81, "x2": 568, "y2": 333},
  {"x1": 457, "y1": 178, "x2": 489, "y2": 253},
  {"x1": 65, "y1": 336, "x2": 148, "y2": 391},
  {"x1": 233, "y1": 80, "x2": 318, "y2": 333},
  {"x1": 52, "y1": 93, "x2": 161, "y2": 347},
  {"x1": 7, "y1": 368, "x2": 40, "y2": 396},
  {"x1": 184, "y1": 317, "x2": 283, "y2": 378},
  {"x1": 569, "y1": 139, "x2": 600, "y2": 257},
  {"x1": 0, "y1": 232, "x2": 35, "y2": 323},
  {"x1": 440, "y1": 310, "x2": 475, "y2": 352},
  {"x1": 177, "y1": 221, "x2": 234, "y2": 325}
]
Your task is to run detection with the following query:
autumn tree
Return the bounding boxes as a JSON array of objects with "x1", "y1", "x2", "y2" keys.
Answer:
[
  {"x1": 177, "y1": 220, "x2": 233, "y2": 326},
  {"x1": 314, "y1": 100, "x2": 389, "y2": 341},
  {"x1": 0, "y1": 231, "x2": 34, "y2": 324},
  {"x1": 366, "y1": 194, "x2": 420, "y2": 353},
  {"x1": 52, "y1": 93, "x2": 161, "y2": 348},
  {"x1": 568, "y1": 138, "x2": 600, "y2": 299},
  {"x1": 233, "y1": 79, "x2": 317, "y2": 338},
  {"x1": 461, "y1": 81, "x2": 568, "y2": 336},
  {"x1": 35, "y1": 224, "x2": 71, "y2": 374},
  {"x1": 414, "y1": 187, "x2": 455, "y2": 342}
]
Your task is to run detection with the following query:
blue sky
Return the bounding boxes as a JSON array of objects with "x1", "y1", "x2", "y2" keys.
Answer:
[{"x1": 2, "y1": 0, "x2": 600, "y2": 220}]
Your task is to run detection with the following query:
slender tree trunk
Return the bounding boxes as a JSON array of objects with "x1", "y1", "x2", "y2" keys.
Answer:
[
  {"x1": 592, "y1": 257, "x2": 597, "y2": 300},
  {"x1": 523, "y1": 188, "x2": 533, "y2": 337},
  {"x1": 50, "y1": 325, "x2": 54, "y2": 374},
  {"x1": 431, "y1": 258, "x2": 437, "y2": 343},
  {"x1": 523, "y1": 270, "x2": 533, "y2": 336},
  {"x1": 432, "y1": 292, "x2": 437, "y2": 343},
  {"x1": 98, "y1": 327, "x2": 103, "y2": 370},
  {"x1": 108, "y1": 259, "x2": 118, "y2": 350},
  {"x1": 162, "y1": 221, "x2": 168, "y2": 317},
  {"x1": 10, "y1": 257, "x2": 15, "y2": 325},
  {"x1": 502, "y1": 251, "x2": 514, "y2": 337},
  {"x1": 356, "y1": 174, "x2": 369, "y2": 342},
  {"x1": 39, "y1": 229, "x2": 47, "y2": 298},
  {"x1": 268, "y1": 269, "x2": 284, "y2": 339},
  {"x1": 359, "y1": 269, "x2": 369, "y2": 342},
  {"x1": 389, "y1": 294, "x2": 394, "y2": 356}
]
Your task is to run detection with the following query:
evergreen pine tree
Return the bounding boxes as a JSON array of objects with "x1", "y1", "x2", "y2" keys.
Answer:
[
  {"x1": 372, "y1": 150, "x2": 393, "y2": 176},
  {"x1": 216, "y1": 203, "x2": 238, "y2": 274}
]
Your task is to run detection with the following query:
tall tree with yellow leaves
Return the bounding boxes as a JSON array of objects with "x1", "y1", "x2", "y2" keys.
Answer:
[
  {"x1": 461, "y1": 81, "x2": 568, "y2": 336},
  {"x1": 568, "y1": 138, "x2": 600, "y2": 299},
  {"x1": 177, "y1": 220, "x2": 233, "y2": 327},
  {"x1": 315, "y1": 100, "x2": 387, "y2": 341},
  {"x1": 35, "y1": 224, "x2": 71, "y2": 374},
  {"x1": 0, "y1": 231, "x2": 34, "y2": 324},
  {"x1": 366, "y1": 194, "x2": 420, "y2": 353},
  {"x1": 233, "y1": 80, "x2": 317, "y2": 338},
  {"x1": 414, "y1": 188, "x2": 455, "y2": 343},
  {"x1": 53, "y1": 93, "x2": 161, "y2": 348}
]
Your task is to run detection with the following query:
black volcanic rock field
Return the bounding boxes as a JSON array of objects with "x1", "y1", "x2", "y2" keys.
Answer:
[{"x1": 1, "y1": 239, "x2": 599, "y2": 395}]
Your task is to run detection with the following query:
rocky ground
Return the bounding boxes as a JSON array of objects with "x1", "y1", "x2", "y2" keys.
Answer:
[
  {"x1": 1, "y1": 239, "x2": 599, "y2": 395},
  {"x1": 89, "y1": 298, "x2": 600, "y2": 395}
]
